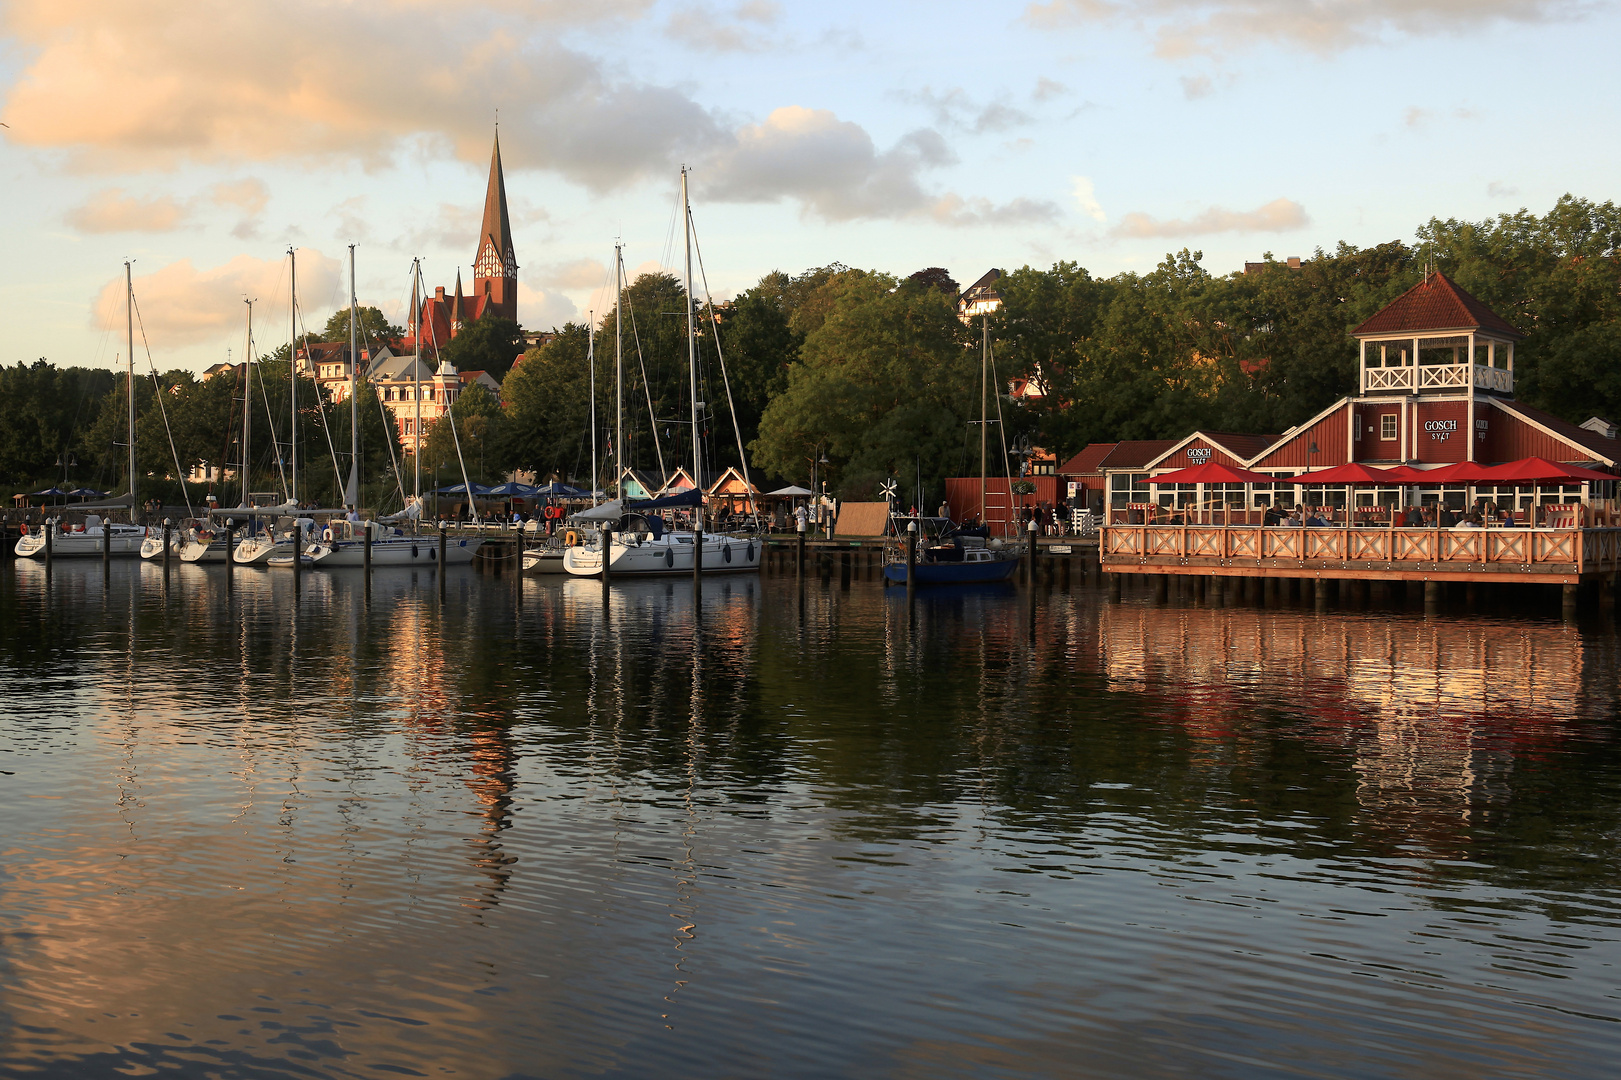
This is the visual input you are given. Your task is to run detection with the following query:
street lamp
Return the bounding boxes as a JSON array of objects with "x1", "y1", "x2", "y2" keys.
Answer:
[{"x1": 808, "y1": 446, "x2": 830, "y2": 539}]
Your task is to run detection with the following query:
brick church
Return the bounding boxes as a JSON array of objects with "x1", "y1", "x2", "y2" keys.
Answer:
[{"x1": 409, "y1": 132, "x2": 518, "y2": 350}]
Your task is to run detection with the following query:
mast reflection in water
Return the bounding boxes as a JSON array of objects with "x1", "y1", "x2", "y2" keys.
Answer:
[{"x1": 1, "y1": 559, "x2": 1618, "y2": 1079}]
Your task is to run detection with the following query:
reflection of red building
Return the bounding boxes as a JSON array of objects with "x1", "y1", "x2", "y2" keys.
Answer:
[{"x1": 408, "y1": 132, "x2": 518, "y2": 352}]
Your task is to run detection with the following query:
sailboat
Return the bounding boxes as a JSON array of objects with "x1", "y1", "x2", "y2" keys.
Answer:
[
  {"x1": 17, "y1": 262, "x2": 148, "y2": 558},
  {"x1": 881, "y1": 316, "x2": 1022, "y2": 585},
  {"x1": 306, "y1": 251, "x2": 482, "y2": 568},
  {"x1": 562, "y1": 170, "x2": 761, "y2": 578}
]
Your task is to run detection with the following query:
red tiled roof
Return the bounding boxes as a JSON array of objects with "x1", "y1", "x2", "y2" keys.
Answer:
[
  {"x1": 1352, "y1": 272, "x2": 1523, "y2": 339},
  {"x1": 1494, "y1": 399, "x2": 1621, "y2": 464},
  {"x1": 1058, "y1": 443, "x2": 1115, "y2": 475},
  {"x1": 1096, "y1": 440, "x2": 1179, "y2": 469}
]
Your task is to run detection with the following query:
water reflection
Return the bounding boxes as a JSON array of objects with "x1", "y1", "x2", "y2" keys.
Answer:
[{"x1": 1, "y1": 559, "x2": 1618, "y2": 1079}]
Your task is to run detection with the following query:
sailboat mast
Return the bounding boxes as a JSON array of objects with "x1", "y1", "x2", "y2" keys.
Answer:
[
  {"x1": 349, "y1": 244, "x2": 359, "y2": 508},
  {"x1": 126, "y1": 261, "x2": 136, "y2": 519},
  {"x1": 588, "y1": 314, "x2": 598, "y2": 507},
  {"x1": 980, "y1": 315, "x2": 988, "y2": 528},
  {"x1": 412, "y1": 259, "x2": 422, "y2": 503},
  {"x1": 288, "y1": 247, "x2": 298, "y2": 507},
  {"x1": 243, "y1": 299, "x2": 254, "y2": 505},
  {"x1": 615, "y1": 242, "x2": 624, "y2": 497},
  {"x1": 683, "y1": 167, "x2": 701, "y2": 513}
]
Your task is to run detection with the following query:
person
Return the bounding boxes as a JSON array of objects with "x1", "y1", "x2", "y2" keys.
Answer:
[
  {"x1": 938, "y1": 501, "x2": 950, "y2": 520},
  {"x1": 1456, "y1": 513, "x2": 1482, "y2": 529},
  {"x1": 1438, "y1": 505, "x2": 1457, "y2": 528},
  {"x1": 1402, "y1": 505, "x2": 1424, "y2": 527},
  {"x1": 794, "y1": 503, "x2": 808, "y2": 533},
  {"x1": 1283, "y1": 509, "x2": 1303, "y2": 527},
  {"x1": 346, "y1": 505, "x2": 361, "y2": 524},
  {"x1": 1263, "y1": 505, "x2": 1282, "y2": 526}
]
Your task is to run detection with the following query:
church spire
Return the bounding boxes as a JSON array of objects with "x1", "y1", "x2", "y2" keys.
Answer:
[{"x1": 472, "y1": 129, "x2": 518, "y2": 323}]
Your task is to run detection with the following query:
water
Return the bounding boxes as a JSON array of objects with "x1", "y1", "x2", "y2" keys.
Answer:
[{"x1": 2, "y1": 558, "x2": 1619, "y2": 1079}]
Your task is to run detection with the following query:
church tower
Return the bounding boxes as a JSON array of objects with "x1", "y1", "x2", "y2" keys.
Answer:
[{"x1": 472, "y1": 131, "x2": 518, "y2": 323}]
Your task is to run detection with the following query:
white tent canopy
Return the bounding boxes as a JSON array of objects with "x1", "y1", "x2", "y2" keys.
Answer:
[{"x1": 766, "y1": 485, "x2": 814, "y2": 497}]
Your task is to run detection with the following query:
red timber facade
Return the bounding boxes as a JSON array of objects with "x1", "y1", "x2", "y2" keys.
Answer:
[{"x1": 1097, "y1": 273, "x2": 1621, "y2": 589}]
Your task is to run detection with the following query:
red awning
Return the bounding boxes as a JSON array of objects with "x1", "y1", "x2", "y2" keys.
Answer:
[
  {"x1": 1482, "y1": 457, "x2": 1618, "y2": 483},
  {"x1": 1151, "y1": 461, "x2": 1277, "y2": 485},
  {"x1": 1295, "y1": 462, "x2": 1405, "y2": 484},
  {"x1": 1407, "y1": 461, "x2": 1499, "y2": 483}
]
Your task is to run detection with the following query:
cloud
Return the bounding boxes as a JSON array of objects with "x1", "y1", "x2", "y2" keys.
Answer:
[
  {"x1": 531, "y1": 259, "x2": 608, "y2": 291},
  {"x1": 518, "y1": 289, "x2": 578, "y2": 331},
  {"x1": 65, "y1": 189, "x2": 188, "y2": 233},
  {"x1": 1022, "y1": 0, "x2": 1580, "y2": 57},
  {"x1": 92, "y1": 250, "x2": 341, "y2": 348},
  {"x1": 0, "y1": 0, "x2": 716, "y2": 188},
  {"x1": 211, "y1": 178, "x2": 269, "y2": 216},
  {"x1": 1180, "y1": 74, "x2": 1214, "y2": 99},
  {"x1": 1071, "y1": 176, "x2": 1106, "y2": 222},
  {"x1": 1032, "y1": 76, "x2": 1068, "y2": 101},
  {"x1": 1111, "y1": 197, "x2": 1307, "y2": 237},
  {"x1": 930, "y1": 194, "x2": 1062, "y2": 227},
  {"x1": 1487, "y1": 181, "x2": 1521, "y2": 198},
  {"x1": 1, "y1": 3, "x2": 1036, "y2": 225},
  {"x1": 666, "y1": 1, "x2": 784, "y2": 53},
  {"x1": 902, "y1": 87, "x2": 1034, "y2": 134},
  {"x1": 700, "y1": 106, "x2": 956, "y2": 220}
]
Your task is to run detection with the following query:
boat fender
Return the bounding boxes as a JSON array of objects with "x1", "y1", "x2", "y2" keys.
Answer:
[
  {"x1": 723, "y1": 542, "x2": 731, "y2": 563},
  {"x1": 458, "y1": 539, "x2": 467, "y2": 547},
  {"x1": 411, "y1": 544, "x2": 419, "y2": 559},
  {"x1": 19, "y1": 524, "x2": 26, "y2": 535},
  {"x1": 564, "y1": 529, "x2": 580, "y2": 547},
  {"x1": 664, "y1": 548, "x2": 674, "y2": 568},
  {"x1": 747, "y1": 541, "x2": 755, "y2": 562}
]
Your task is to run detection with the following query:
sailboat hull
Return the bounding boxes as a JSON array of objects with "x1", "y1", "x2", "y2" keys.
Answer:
[
  {"x1": 14, "y1": 525, "x2": 145, "y2": 558},
  {"x1": 306, "y1": 536, "x2": 482, "y2": 567},
  {"x1": 563, "y1": 532, "x2": 761, "y2": 577}
]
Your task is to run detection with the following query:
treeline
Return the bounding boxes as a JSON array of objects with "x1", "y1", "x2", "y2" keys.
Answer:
[
  {"x1": 485, "y1": 193, "x2": 1621, "y2": 502},
  {"x1": 8, "y1": 194, "x2": 1618, "y2": 507}
]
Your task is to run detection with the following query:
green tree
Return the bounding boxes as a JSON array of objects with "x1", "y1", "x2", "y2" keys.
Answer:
[
  {"x1": 493, "y1": 323, "x2": 598, "y2": 485},
  {"x1": 437, "y1": 313, "x2": 525, "y2": 382},
  {"x1": 750, "y1": 273, "x2": 974, "y2": 500},
  {"x1": 421, "y1": 382, "x2": 503, "y2": 485},
  {"x1": 322, "y1": 306, "x2": 404, "y2": 348},
  {"x1": 0, "y1": 361, "x2": 118, "y2": 489}
]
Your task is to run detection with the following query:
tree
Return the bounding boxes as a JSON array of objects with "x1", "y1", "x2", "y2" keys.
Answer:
[
  {"x1": 750, "y1": 272, "x2": 975, "y2": 502},
  {"x1": 493, "y1": 323, "x2": 599, "y2": 485},
  {"x1": 907, "y1": 267, "x2": 960, "y2": 296},
  {"x1": 421, "y1": 382, "x2": 503, "y2": 485},
  {"x1": 322, "y1": 306, "x2": 404, "y2": 348},
  {"x1": 437, "y1": 313, "x2": 525, "y2": 382}
]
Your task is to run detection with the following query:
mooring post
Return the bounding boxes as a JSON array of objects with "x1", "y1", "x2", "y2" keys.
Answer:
[
  {"x1": 224, "y1": 518, "x2": 234, "y2": 591},
  {"x1": 693, "y1": 509, "x2": 704, "y2": 586},
  {"x1": 906, "y1": 519, "x2": 917, "y2": 599},
  {"x1": 161, "y1": 518, "x2": 171, "y2": 571},
  {"x1": 363, "y1": 519, "x2": 373, "y2": 576},
  {"x1": 1424, "y1": 580, "x2": 1442, "y2": 610},
  {"x1": 796, "y1": 517, "x2": 806, "y2": 582},
  {"x1": 102, "y1": 515, "x2": 112, "y2": 572},
  {"x1": 1563, "y1": 582, "x2": 1579, "y2": 621},
  {"x1": 438, "y1": 520, "x2": 447, "y2": 601},
  {"x1": 1107, "y1": 572, "x2": 1121, "y2": 603},
  {"x1": 1026, "y1": 518, "x2": 1039, "y2": 586},
  {"x1": 601, "y1": 525, "x2": 613, "y2": 587},
  {"x1": 44, "y1": 517, "x2": 53, "y2": 570}
]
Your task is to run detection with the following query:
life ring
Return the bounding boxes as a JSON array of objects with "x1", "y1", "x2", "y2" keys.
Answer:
[
  {"x1": 564, "y1": 529, "x2": 580, "y2": 547},
  {"x1": 545, "y1": 506, "x2": 562, "y2": 520},
  {"x1": 19, "y1": 524, "x2": 28, "y2": 535},
  {"x1": 322, "y1": 527, "x2": 333, "y2": 542}
]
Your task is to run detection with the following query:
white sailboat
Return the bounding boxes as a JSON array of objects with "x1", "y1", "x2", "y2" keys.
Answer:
[{"x1": 563, "y1": 169, "x2": 761, "y2": 579}]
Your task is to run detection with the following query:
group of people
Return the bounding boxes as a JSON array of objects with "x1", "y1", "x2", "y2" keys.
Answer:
[
  {"x1": 1258, "y1": 503, "x2": 1520, "y2": 528},
  {"x1": 1018, "y1": 499, "x2": 1074, "y2": 537}
]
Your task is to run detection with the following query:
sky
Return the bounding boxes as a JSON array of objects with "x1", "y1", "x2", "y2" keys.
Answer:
[{"x1": 2, "y1": 0, "x2": 1618, "y2": 374}]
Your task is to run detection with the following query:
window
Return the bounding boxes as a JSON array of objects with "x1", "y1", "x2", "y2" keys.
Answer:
[{"x1": 1380, "y1": 414, "x2": 1398, "y2": 441}]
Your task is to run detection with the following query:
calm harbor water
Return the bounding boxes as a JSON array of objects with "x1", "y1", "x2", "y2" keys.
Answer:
[{"x1": 1, "y1": 558, "x2": 1619, "y2": 1079}]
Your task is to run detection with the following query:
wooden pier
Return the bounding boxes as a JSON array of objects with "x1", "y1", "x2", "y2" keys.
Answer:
[{"x1": 1101, "y1": 524, "x2": 1621, "y2": 585}]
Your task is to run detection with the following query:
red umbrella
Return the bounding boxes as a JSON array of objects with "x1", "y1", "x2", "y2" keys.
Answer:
[
  {"x1": 1413, "y1": 460, "x2": 1499, "y2": 483},
  {"x1": 1481, "y1": 457, "x2": 1617, "y2": 483},
  {"x1": 1295, "y1": 462, "x2": 1402, "y2": 484},
  {"x1": 1151, "y1": 461, "x2": 1277, "y2": 484},
  {"x1": 1379, "y1": 465, "x2": 1430, "y2": 483}
]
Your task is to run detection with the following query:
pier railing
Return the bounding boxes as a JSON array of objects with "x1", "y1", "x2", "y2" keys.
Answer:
[{"x1": 1101, "y1": 524, "x2": 1621, "y2": 583}]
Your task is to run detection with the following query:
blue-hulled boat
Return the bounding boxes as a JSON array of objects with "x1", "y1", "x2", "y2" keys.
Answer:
[{"x1": 882, "y1": 545, "x2": 1022, "y2": 585}]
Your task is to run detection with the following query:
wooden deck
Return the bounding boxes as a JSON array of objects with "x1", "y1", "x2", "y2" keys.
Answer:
[{"x1": 1101, "y1": 525, "x2": 1621, "y2": 584}]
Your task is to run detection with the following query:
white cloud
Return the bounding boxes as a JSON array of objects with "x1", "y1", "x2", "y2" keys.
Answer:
[
  {"x1": 518, "y1": 289, "x2": 578, "y2": 332},
  {"x1": 1032, "y1": 76, "x2": 1069, "y2": 101},
  {"x1": 1487, "y1": 181, "x2": 1521, "y2": 198},
  {"x1": 903, "y1": 87, "x2": 1034, "y2": 134},
  {"x1": 700, "y1": 106, "x2": 955, "y2": 221},
  {"x1": 92, "y1": 250, "x2": 341, "y2": 349},
  {"x1": 531, "y1": 259, "x2": 609, "y2": 291},
  {"x1": 1111, "y1": 197, "x2": 1307, "y2": 237},
  {"x1": 666, "y1": 1, "x2": 784, "y2": 53},
  {"x1": 930, "y1": 194, "x2": 1062, "y2": 227},
  {"x1": 1023, "y1": 0, "x2": 1580, "y2": 57},
  {"x1": 211, "y1": 178, "x2": 269, "y2": 216},
  {"x1": 1071, "y1": 176, "x2": 1106, "y2": 222},
  {"x1": 65, "y1": 189, "x2": 188, "y2": 233},
  {"x1": 1180, "y1": 74, "x2": 1214, "y2": 99}
]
